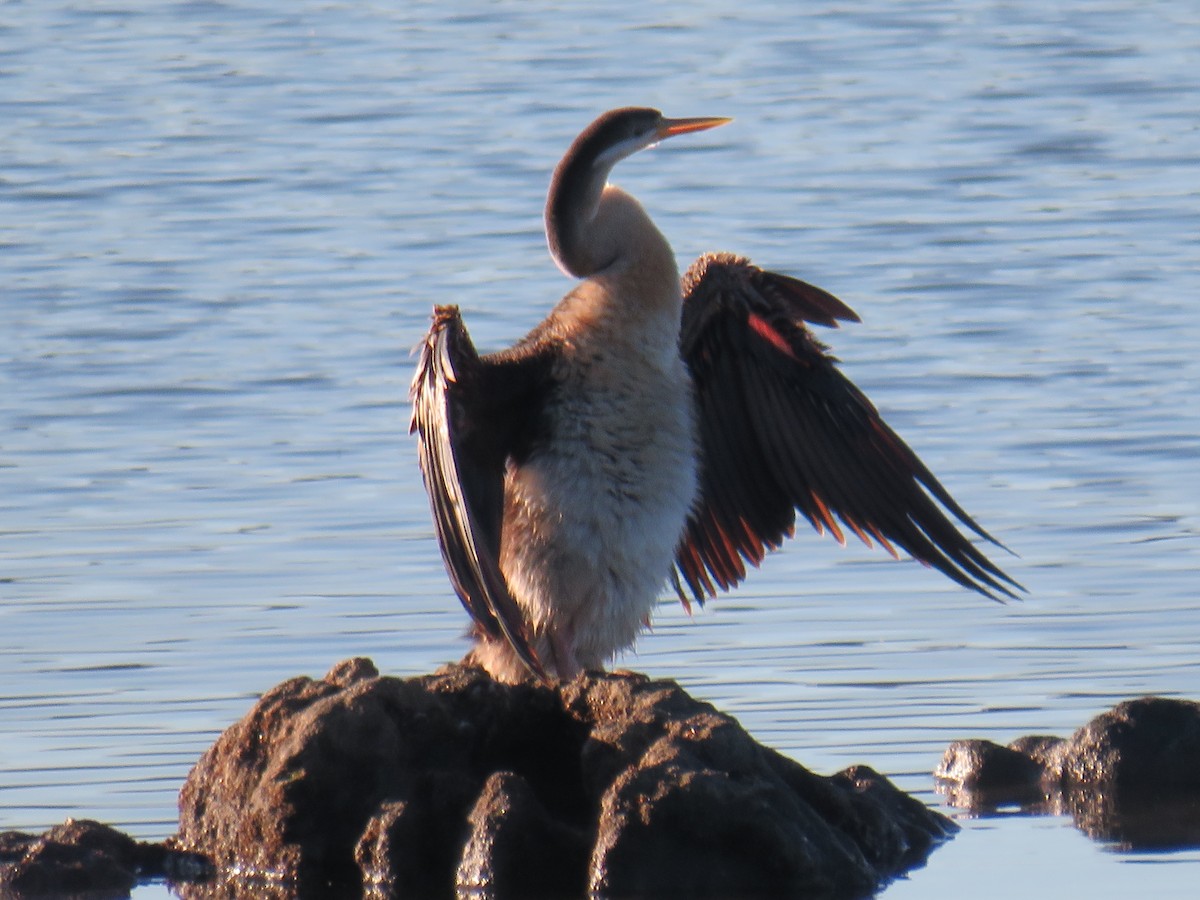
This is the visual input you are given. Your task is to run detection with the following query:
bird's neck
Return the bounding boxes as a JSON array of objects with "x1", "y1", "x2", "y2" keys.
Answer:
[
  {"x1": 548, "y1": 180, "x2": 674, "y2": 281},
  {"x1": 546, "y1": 146, "x2": 677, "y2": 270},
  {"x1": 548, "y1": 186, "x2": 683, "y2": 363},
  {"x1": 545, "y1": 142, "x2": 605, "y2": 278}
]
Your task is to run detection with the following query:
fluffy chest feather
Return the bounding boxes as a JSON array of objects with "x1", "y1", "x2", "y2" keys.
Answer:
[
  {"x1": 499, "y1": 304, "x2": 698, "y2": 663},
  {"x1": 547, "y1": 329, "x2": 696, "y2": 519}
]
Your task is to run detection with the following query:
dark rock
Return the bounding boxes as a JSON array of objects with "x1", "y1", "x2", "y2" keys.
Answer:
[
  {"x1": 935, "y1": 696, "x2": 1200, "y2": 849},
  {"x1": 355, "y1": 776, "x2": 482, "y2": 899},
  {"x1": 455, "y1": 771, "x2": 589, "y2": 898},
  {"x1": 0, "y1": 818, "x2": 205, "y2": 898},
  {"x1": 1056, "y1": 696, "x2": 1200, "y2": 790},
  {"x1": 1006, "y1": 733, "x2": 1065, "y2": 769},
  {"x1": 934, "y1": 739, "x2": 1050, "y2": 808},
  {"x1": 832, "y1": 765, "x2": 959, "y2": 872},
  {"x1": 173, "y1": 658, "x2": 955, "y2": 898}
]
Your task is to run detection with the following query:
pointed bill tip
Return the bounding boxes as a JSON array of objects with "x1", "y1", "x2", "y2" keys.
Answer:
[{"x1": 658, "y1": 115, "x2": 733, "y2": 138}]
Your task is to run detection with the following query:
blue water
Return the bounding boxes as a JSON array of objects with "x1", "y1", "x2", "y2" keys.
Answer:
[{"x1": 3, "y1": 2, "x2": 1199, "y2": 897}]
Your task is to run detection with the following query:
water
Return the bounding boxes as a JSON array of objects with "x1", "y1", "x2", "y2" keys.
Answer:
[{"x1": 2, "y1": 1, "x2": 1198, "y2": 896}]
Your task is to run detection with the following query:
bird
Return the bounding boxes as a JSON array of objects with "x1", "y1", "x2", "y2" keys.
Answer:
[{"x1": 410, "y1": 107, "x2": 1020, "y2": 684}]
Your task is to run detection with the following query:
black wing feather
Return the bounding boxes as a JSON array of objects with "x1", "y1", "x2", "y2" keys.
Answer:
[
  {"x1": 410, "y1": 305, "x2": 551, "y2": 679},
  {"x1": 676, "y1": 253, "x2": 1022, "y2": 604}
]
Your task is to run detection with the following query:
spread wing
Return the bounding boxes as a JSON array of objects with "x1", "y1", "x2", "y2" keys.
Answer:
[
  {"x1": 674, "y1": 252, "x2": 1021, "y2": 607},
  {"x1": 409, "y1": 305, "x2": 553, "y2": 679}
]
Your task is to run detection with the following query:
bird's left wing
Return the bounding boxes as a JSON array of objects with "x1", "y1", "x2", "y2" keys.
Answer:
[
  {"x1": 674, "y1": 252, "x2": 1021, "y2": 607},
  {"x1": 410, "y1": 305, "x2": 552, "y2": 679}
]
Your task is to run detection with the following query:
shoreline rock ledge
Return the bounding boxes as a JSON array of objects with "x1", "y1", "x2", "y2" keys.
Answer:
[{"x1": 170, "y1": 657, "x2": 955, "y2": 898}]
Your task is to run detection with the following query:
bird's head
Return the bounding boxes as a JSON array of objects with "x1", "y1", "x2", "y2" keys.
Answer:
[
  {"x1": 583, "y1": 107, "x2": 732, "y2": 171},
  {"x1": 547, "y1": 107, "x2": 731, "y2": 278}
]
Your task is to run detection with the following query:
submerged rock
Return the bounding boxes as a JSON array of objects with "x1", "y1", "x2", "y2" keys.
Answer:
[
  {"x1": 0, "y1": 818, "x2": 204, "y2": 898},
  {"x1": 936, "y1": 696, "x2": 1200, "y2": 849},
  {"x1": 172, "y1": 658, "x2": 955, "y2": 898}
]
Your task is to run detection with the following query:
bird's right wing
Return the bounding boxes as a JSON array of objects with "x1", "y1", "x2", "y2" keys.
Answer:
[{"x1": 410, "y1": 306, "x2": 551, "y2": 679}]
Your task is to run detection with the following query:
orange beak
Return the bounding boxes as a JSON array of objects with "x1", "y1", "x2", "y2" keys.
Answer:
[{"x1": 657, "y1": 115, "x2": 733, "y2": 139}]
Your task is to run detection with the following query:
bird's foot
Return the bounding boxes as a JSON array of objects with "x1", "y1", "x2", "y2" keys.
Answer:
[{"x1": 548, "y1": 622, "x2": 582, "y2": 681}]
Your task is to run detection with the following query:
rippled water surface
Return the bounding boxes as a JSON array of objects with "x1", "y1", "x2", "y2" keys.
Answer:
[{"x1": 3, "y1": 1, "x2": 1199, "y2": 897}]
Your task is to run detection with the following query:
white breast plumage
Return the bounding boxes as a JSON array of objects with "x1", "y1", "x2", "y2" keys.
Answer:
[{"x1": 500, "y1": 303, "x2": 697, "y2": 673}]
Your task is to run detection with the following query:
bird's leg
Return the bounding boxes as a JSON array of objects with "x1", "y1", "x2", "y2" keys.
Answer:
[{"x1": 548, "y1": 619, "x2": 581, "y2": 681}]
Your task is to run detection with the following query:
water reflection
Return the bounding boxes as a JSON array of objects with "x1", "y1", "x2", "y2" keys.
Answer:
[
  {"x1": 941, "y1": 784, "x2": 1200, "y2": 853},
  {"x1": 4, "y1": 1, "x2": 1200, "y2": 898}
]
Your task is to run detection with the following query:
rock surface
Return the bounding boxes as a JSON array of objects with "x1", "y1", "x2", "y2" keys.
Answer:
[
  {"x1": 0, "y1": 818, "x2": 204, "y2": 897},
  {"x1": 171, "y1": 658, "x2": 956, "y2": 898},
  {"x1": 936, "y1": 696, "x2": 1200, "y2": 849}
]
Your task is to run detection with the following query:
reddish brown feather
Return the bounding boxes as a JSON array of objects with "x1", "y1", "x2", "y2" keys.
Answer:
[
  {"x1": 809, "y1": 490, "x2": 845, "y2": 546},
  {"x1": 868, "y1": 524, "x2": 901, "y2": 560},
  {"x1": 844, "y1": 516, "x2": 875, "y2": 550},
  {"x1": 747, "y1": 312, "x2": 798, "y2": 360}
]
